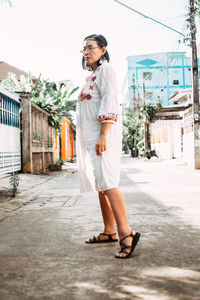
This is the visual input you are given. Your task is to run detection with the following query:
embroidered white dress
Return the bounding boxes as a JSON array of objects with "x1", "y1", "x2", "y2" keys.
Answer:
[{"x1": 76, "y1": 62, "x2": 122, "y2": 192}]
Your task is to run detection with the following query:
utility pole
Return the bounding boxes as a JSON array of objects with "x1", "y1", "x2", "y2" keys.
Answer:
[
  {"x1": 132, "y1": 73, "x2": 136, "y2": 111},
  {"x1": 188, "y1": 0, "x2": 200, "y2": 168},
  {"x1": 137, "y1": 93, "x2": 141, "y2": 119},
  {"x1": 143, "y1": 82, "x2": 149, "y2": 154},
  {"x1": 143, "y1": 82, "x2": 146, "y2": 106}
]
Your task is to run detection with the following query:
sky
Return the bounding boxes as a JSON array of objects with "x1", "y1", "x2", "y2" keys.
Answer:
[{"x1": 0, "y1": 0, "x2": 195, "y2": 100}]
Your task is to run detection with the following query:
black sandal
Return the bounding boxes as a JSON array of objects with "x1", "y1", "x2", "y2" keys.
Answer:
[
  {"x1": 85, "y1": 232, "x2": 118, "y2": 244},
  {"x1": 115, "y1": 231, "x2": 140, "y2": 259}
]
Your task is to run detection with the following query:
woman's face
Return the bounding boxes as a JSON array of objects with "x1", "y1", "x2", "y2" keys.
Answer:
[{"x1": 82, "y1": 39, "x2": 106, "y2": 70}]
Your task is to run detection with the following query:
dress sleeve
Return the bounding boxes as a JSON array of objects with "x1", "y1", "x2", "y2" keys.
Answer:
[{"x1": 96, "y1": 64, "x2": 119, "y2": 124}]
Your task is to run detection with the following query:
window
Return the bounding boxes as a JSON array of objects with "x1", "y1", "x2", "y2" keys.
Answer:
[
  {"x1": 173, "y1": 80, "x2": 179, "y2": 85},
  {"x1": 0, "y1": 94, "x2": 20, "y2": 128},
  {"x1": 143, "y1": 72, "x2": 152, "y2": 80},
  {"x1": 168, "y1": 54, "x2": 182, "y2": 64}
]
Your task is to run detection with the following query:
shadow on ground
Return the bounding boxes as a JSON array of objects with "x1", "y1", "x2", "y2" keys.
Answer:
[{"x1": 0, "y1": 161, "x2": 200, "y2": 300}]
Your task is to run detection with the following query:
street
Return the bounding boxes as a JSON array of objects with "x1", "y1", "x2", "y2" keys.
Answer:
[{"x1": 0, "y1": 155, "x2": 200, "y2": 300}]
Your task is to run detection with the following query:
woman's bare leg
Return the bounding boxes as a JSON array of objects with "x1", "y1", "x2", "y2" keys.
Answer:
[
  {"x1": 104, "y1": 187, "x2": 134, "y2": 258},
  {"x1": 85, "y1": 191, "x2": 117, "y2": 242},
  {"x1": 99, "y1": 191, "x2": 116, "y2": 234}
]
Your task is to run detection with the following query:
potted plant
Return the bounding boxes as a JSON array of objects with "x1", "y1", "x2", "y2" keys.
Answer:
[{"x1": 49, "y1": 158, "x2": 64, "y2": 171}]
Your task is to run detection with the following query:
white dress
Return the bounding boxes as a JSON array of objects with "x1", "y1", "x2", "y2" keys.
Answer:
[{"x1": 76, "y1": 62, "x2": 122, "y2": 193}]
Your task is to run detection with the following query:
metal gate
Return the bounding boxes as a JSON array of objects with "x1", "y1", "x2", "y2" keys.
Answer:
[{"x1": 0, "y1": 86, "x2": 21, "y2": 174}]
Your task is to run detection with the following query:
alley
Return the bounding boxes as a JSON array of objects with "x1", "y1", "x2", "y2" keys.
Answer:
[{"x1": 0, "y1": 155, "x2": 200, "y2": 300}]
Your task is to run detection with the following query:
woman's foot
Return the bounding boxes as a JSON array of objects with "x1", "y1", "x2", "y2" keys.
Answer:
[
  {"x1": 85, "y1": 232, "x2": 118, "y2": 243},
  {"x1": 115, "y1": 231, "x2": 140, "y2": 259}
]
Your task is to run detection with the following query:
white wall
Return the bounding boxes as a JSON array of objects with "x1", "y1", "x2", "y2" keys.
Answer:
[
  {"x1": 151, "y1": 119, "x2": 182, "y2": 160},
  {"x1": 183, "y1": 132, "x2": 194, "y2": 168},
  {"x1": 0, "y1": 124, "x2": 21, "y2": 174}
]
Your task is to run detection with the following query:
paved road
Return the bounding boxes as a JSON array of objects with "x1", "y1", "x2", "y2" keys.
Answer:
[{"x1": 0, "y1": 155, "x2": 200, "y2": 300}]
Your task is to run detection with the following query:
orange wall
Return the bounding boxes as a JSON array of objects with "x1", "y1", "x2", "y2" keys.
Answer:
[
  {"x1": 162, "y1": 127, "x2": 168, "y2": 142},
  {"x1": 53, "y1": 130, "x2": 60, "y2": 164},
  {"x1": 60, "y1": 119, "x2": 74, "y2": 160},
  {"x1": 151, "y1": 127, "x2": 168, "y2": 144},
  {"x1": 151, "y1": 132, "x2": 155, "y2": 144}
]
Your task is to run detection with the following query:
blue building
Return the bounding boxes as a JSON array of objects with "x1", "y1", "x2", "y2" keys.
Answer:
[{"x1": 127, "y1": 52, "x2": 200, "y2": 107}]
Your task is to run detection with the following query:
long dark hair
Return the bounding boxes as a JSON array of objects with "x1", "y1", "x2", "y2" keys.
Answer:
[{"x1": 82, "y1": 34, "x2": 110, "y2": 70}]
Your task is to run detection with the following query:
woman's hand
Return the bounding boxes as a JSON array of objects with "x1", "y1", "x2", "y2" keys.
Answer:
[
  {"x1": 96, "y1": 134, "x2": 107, "y2": 156},
  {"x1": 96, "y1": 122, "x2": 113, "y2": 156}
]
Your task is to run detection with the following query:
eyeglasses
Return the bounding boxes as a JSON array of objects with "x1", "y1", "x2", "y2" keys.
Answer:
[{"x1": 80, "y1": 45, "x2": 100, "y2": 53}]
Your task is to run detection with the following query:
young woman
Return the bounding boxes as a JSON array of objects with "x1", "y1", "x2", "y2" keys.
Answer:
[{"x1": 76, "y1": 34, "x2": 140, "y2": 259}]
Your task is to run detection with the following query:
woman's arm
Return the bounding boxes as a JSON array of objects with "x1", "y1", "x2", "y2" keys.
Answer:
[{"x1": 96, "y1": 122, "x2": 112, "y2": 156}]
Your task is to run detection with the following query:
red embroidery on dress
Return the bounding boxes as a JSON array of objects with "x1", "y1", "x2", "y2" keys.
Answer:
[
  {"x1": 80, "y1": 72, "x2": 95, "y2": 101},
  {"x1": 86, "y1": 94, "x2": 92, "y2": 100},
  {"x1": 98, "y1": 114, "x2": 118, "y2": 122},
  {"x1": 80, "y1": 92, "x2": 92, "y2": 101},
  {"x1": 80, "y1": 92, "x2": 86, "y2": 101}
]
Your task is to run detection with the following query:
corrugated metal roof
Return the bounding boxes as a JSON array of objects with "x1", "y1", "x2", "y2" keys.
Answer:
[
  {"x1": 0, "y1": 85, "x2": 20, "y2": 102},
  {"x1": 168, "y1": 89, "x2": 192, "y2": 102}
]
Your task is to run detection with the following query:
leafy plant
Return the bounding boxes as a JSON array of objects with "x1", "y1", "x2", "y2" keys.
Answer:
[
  {"x1": 56, "y1": 158, "x2": 65, "y2": 166},
  {"x1": 9, "y1": 172, "x2": 19, "y2": 197},
  {"x1": 30, "y1": 77, "x2": 78, "y2": 131},
  {"x1": 1, "y1": 72, "x2": 32, "y2": 93},
  {"x1": 122, "y1": 99, "x2": 162, "y2": 157},
  {"x1": 33, "y1": 132, "x2": 42, "y2": 141},
  {"x1": 141, "y1": 100, "x2": 162, "y2": 152},
  {"x1": 2, "y1": 73, "x2": 78, "y2": 131},
  {"x1": 195, "y1": 0, "x2": 200, "y2": 16},
  {"x1": 122, "y1": 108, "x2": 144, "y2": 157},
  {"x1": 142, "y1": 103, "x2": 160, "y2": 123}
]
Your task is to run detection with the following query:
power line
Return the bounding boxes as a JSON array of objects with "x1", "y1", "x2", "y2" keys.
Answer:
[
  {"x1": 150, "y1": 24, "x2": 188, "y2": 89},
  {"x1": 112, "y1": 0, "x2": 185, "y2": 38}
]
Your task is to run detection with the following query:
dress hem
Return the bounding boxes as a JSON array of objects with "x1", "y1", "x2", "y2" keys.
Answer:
[{"x1": 80, "y1": 184, "x2": 118, "y2": 194}]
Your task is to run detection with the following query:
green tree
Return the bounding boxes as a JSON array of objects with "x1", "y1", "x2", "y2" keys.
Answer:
[
  {"x1": 2, "y1": 72, "x2": 78, "y2": 131},
  {"x1": 141, "y1": 100, "x2": 162, "y2": 154},
  {"x1": 122, "y1": 108, "x2": 144, "y2": 157},
  {"x1": 122, "y1": 99, "x2": 161, "y2": 158},
  {"x1": 142, "y1": 101, "x2": 161, "y2": 124},
  {"x1": 31, "y1": 76, "x2": 78, "y2": 130}
]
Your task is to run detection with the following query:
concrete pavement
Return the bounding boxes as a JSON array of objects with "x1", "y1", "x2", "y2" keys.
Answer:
[{"x1": 0, "y1": 155, "x2": 200, "y2": 300}]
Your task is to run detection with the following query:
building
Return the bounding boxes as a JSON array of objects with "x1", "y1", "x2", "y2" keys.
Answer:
[
  {"x1": 150, "y1": 105, "x2": 185, "y2": 161},
  {"x1": 150, "y1": 88, "x2": 200, "y2": 168},
  {"x1": 0, "y1": 86, "x2": 21, "y2": 174},
  {"x1": 169, "y1": 89, "x2": 200, "y2": 168},
  {"x1": 127, "y1": 52, "x2": 200, "y2": 107},
  {"x1": 0, "y1": 61, "x2": 75, "y2": 170},
  {"x1": 0, "y1": 61, "x2": 37, "y2": 83},
  {"x1": 169, "y1": 89, "x2": 195, "y2": 106}
]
